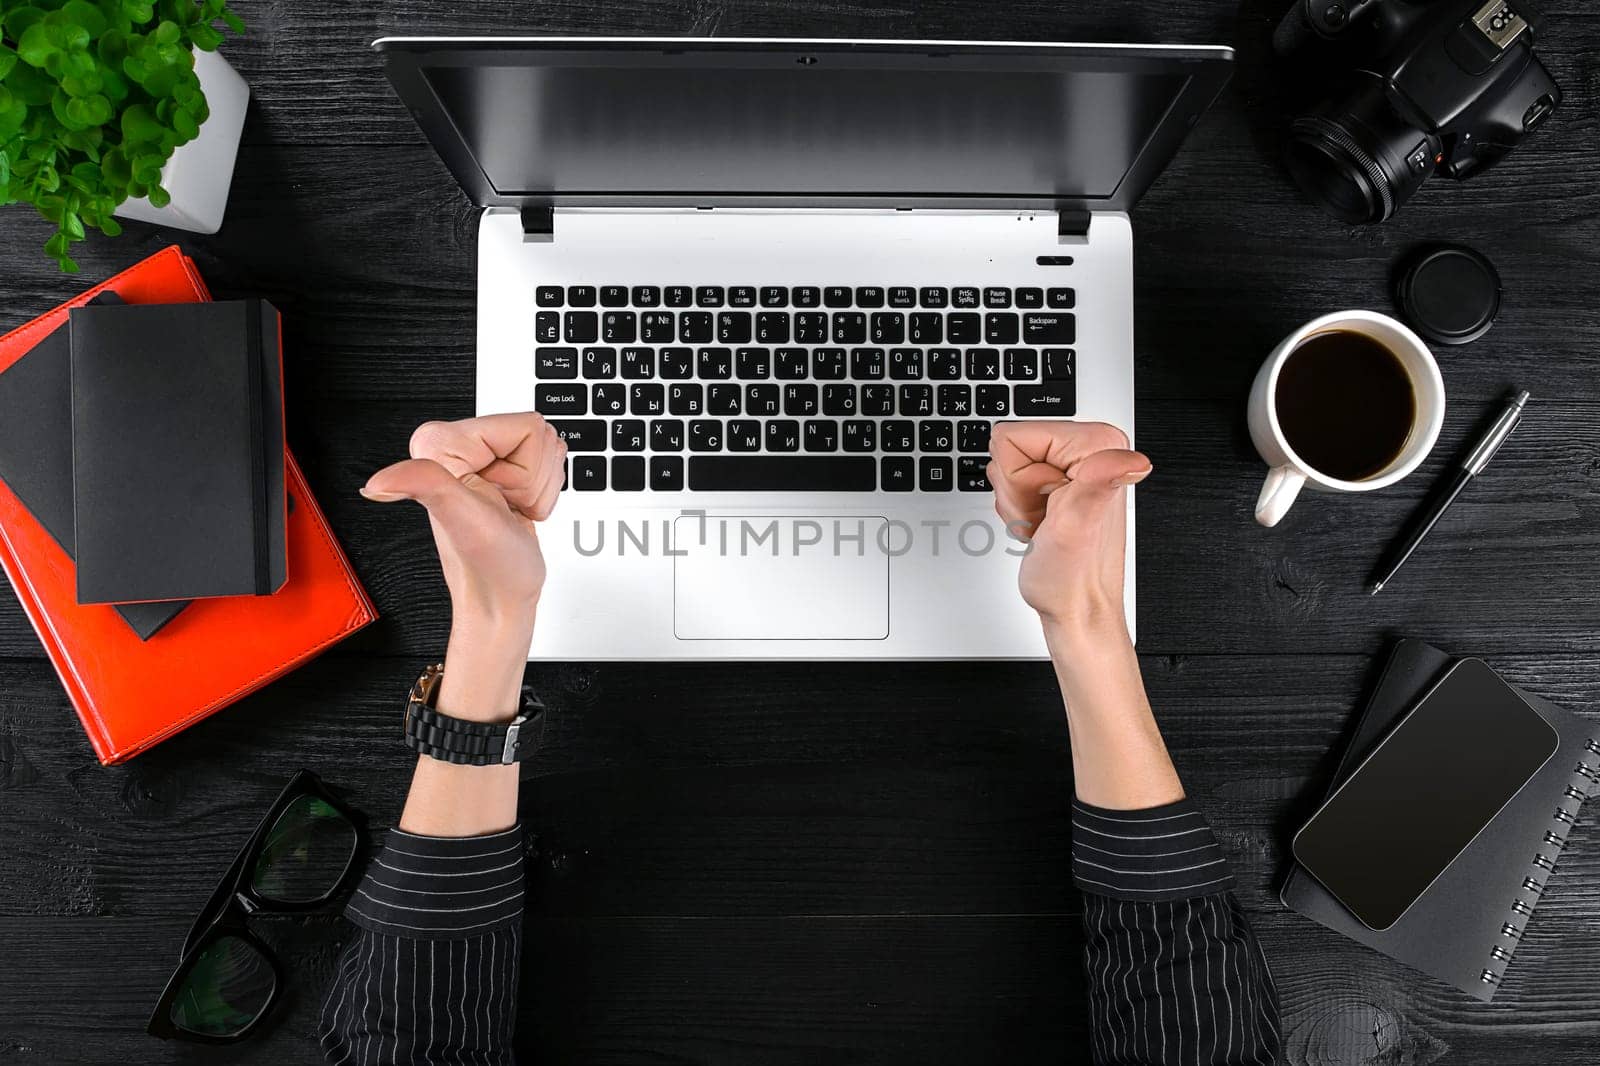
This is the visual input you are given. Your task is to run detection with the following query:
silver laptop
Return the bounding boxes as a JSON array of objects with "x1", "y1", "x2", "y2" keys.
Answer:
[{"x1": 374, "y1": 37, "x2": 1232, "y2": 660}]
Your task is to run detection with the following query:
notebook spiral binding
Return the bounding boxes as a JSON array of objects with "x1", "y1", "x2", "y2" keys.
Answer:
[{"x1": 1487, "y1": 737, "x2": 1600, "y2": 986}]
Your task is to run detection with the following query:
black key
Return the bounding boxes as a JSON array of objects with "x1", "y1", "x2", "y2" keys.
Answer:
[
  {"x1": 665, "y1": 285, "x2": 693, "y2": 308},
  {"x1": 621, "y1": 346, "x2": 656, "y2": 379},
  {"x1": 729, "y1": 286, "x2": 757, "y2": 308},
  {"x1": 535, "y1": 311, "x2": 561, "y2": 344},
  {"x1": 823, "y1": 383, "x2": 857, "y2": 415},
  {"x1": 984, "y1": 313, "x2": 1020, "y2": 345},
  {"x1": 947, "y1": 313, "x2": 981, "y2": 344},
  {"x1": 795, "y1": 312, "x2": 828, "y2": 344},
  {"x1": 832, "y1": 312, "x2": 866, "y2": 344},
  {"x1": 957, "y1": 420, "x2": 992, "y2": 453},
  {"x1": 919, "y1": 420, "x2": 954, "y2": 452},
  {"x1": 717, "y1": 311, "x2": 752, "y2": 344},
  {"x1": 707, "y1": 383, "x2": 742, "y2": 415},
  {"x1": 697, "y1": 347, "x2": 732, "y2": 380},
  {"x1": 640, "y1": 311, "x2": 674, "y2": 343},
  {"x1": 881, "y1": 420, "x2": 915, "y2": 451},
  {"x1": 549, "y1": 419, "x2": 606, "y2": 451},
  {"x1": 650, "y1": 455, "x2": 684, "y2": 491},
  {"x1": 784, "y1": 383, "x2": 819, "y2": 416},
  {"x1": 564, "y1": 311, "x2": 599, "y2": 343},
  {"x1": 612, "y1": 455, "x2": 646, "y2": 491},
  {"x1": 760, "y1": 286, "x2": 789, "y2": 308},
  {"x1": 983, "y1": 287, "x2": 1012, "y2": 308},
  {"x1": 793, "y1": 286, "x2": 822, "y2": 308},
  {"x1": 824, "y1": 286, "x2": 853, "y2": 308},
  {"x1": 920, "y1": 456, "x2": 954, "y2": 491},
  {"x1": 688, "y1": 419, "x2": 724, "y2": 452},
  {"x1": 1024, "y1": 312, "x2": 1076, "y2": 344},
  {"x1": 1047, "y1": 287, "x2": 1076, "y2": 309},
  {"x1": 965, "y1": 348, "x2": 1000, "y2": 380},
  {"x1": 855, "y1": 286, "x2": 885, "y2": 308},
  {"x1": 632, "y1": 285, "x2": 661, "y2": 307},
  {"x1": 952, "y1": 287, "x2": 980, "y2": 309},
  {"x1": 804, "y1": 420, "x2": 838, "y2": 452},
  {"x1": 850, "y1": 347, "x2": 885, "y2": 380},
  {"x1": 536, "y1": 347, "x2": 577, "y2": 379},
  {"x1": 919, "y1": 286, "x2": 949, "y2": 308},
  {"x1": 1014, "y1": 382, "x2": 1076, "y2": 416},
  {"x1": 870, "y1": 312, "x2": 905, "y2": 345},
  {"x1": 669, "y1": 383, "x2": 704, "y2": 415},
  {"x1": 755, "y1": 312, "x2": 790, "y2": 344},
  {"x1": 1004, "y1": 348, "x2": 1038, "y2": 380},
  {"x1": 898, "y1": 384, "x2": 933, "y2": 416},
  {"x1": 958, "y1": 455, "x2": 992, "y2": 492},
  {"x1": 572, "y1": 455, "x2": 606, "y2": 491},
  {"x1": 1016, "y1": 287, "x2": 1044, "y2": 309},
  {"x1": 976, "y1": 384, "x2": 1011, "y2": 416},
  {"x1": 888, "y1": 348, "x2": 924, "y2": 380},
  {"x1": 775, "y1": 348, "x2": 809, "y2": 380},
  {"x1": 630, "y1": 383, "x2": 665, "y2": 415},
  {"x1": 888, "y1": 286, "x2": 917, "y2": 308},
  {"x1": 567, "y1": 286, "x2": 597, "y2": 307},
  {"x1": 592, "y1": 382, "x2": 627, "y2": 416},
  {"x1": 727, "y1": 420, "x2": 762, "y2": 451},
  {"x1": 937, "y1": 384, "x2": 972, "y2": 416},
  {"x1": 612, "y1": 419, "x2": 647, "y2": 452},
  {"x1": 765, "y1": 419, "x2": 801, "y2": 452},
  {"x1": 736, "y1": 348, "x2": 772, "y2": 380},
  {"x1": 680, "y1": 311, "x2": 714, "y2": 343},
  {"x1": 745, "y1": 383, "x2": 781, "y2": 415},
  {"x1": 535, "y1": 384, "x2": 586, "y2": 415},
  {"x1": 861, "y1": 384, "x2": 895, "y2": 416},
  {"x1": 927, "y1": 349, "x2": 962, "y2": 380},
  {"x1": 843, "y1": 420, "x2": 877, "y2": 452},
  {"x1": 582, "y1": 347, "x2": 617, "y2": 378},
  {"x1": 650, "y1": 419, "x2": 685, "y2": 451},
  {"x1": 909, "y1": 312, "x2": 943, "y2": 345},
  {"x1": 1043, "y1": 348, "x2": 1075, "y2": 380},
  {"x1": 811, "y1": 348, "x2": 847, "y2": 380},
  {"x1": 689, "y1": 456, "x2": 875, "y2": 491},
  {"x1": 536, "y1": 286, "x2": 564, "y2": 307},
  {"x1": 881, "y1": 455, "x2": 915, "y2": 491},
  {"x1": 602, "y1": 312, "x2": 637, "y2": 344},
  {"x1": 660, "y1": 348, "x2": 694, "y2": 379},
  {"x1": 600, "y1": 286, "x2": 629, "y2": 308},
  {"x1": 696, "y1": 285, "x2": 725, "y2": 307}
]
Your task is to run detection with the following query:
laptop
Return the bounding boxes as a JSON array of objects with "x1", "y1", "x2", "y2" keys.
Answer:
[{"x1": 374, "y1": 37, "x2": 1232, "y2": 660}]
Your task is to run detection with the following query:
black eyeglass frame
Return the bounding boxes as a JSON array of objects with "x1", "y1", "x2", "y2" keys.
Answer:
[{"x1": 146, "y1": 769, "x2": 365, "y2": 1043}]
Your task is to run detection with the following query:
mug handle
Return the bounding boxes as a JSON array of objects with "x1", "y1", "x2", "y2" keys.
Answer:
[{"x1": 1255, "y1": 466, "x2": 1307, "y2": 528}]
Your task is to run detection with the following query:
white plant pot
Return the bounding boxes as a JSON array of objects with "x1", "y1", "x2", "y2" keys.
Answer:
[{"x1": 114, "y1": 48, "x2": 249, "y2": 235}]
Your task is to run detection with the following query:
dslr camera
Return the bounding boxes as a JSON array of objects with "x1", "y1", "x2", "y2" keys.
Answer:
[{"x1": 1275, "y1": 0, "x2": 1561, "y2": 223}]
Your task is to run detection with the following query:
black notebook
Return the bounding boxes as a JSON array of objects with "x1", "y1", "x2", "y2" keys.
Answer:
[
  {"x1": 1281, "y1": 639, "x2": 1598, "y2": 1001},
  {"x1": 69, "y1": 299, "x2": 287, "y2": 604},
  {"x1": 0, "y1": 295, "x2": 187, "y2": 639}
]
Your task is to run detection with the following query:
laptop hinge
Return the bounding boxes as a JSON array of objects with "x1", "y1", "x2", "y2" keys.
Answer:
[
  {"x1": 521, "y1": 205, "x2": 554, "y2": 243},
  {"x1": 1057, "y1": 210, "x2": 1091, "y2": 242}
]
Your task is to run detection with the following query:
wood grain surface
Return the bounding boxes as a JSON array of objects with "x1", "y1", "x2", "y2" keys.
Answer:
[{"x1": 2, "y1": 1, "x2": 1598, "y2": 1063}]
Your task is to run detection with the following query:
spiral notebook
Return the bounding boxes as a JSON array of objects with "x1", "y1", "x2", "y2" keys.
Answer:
[{"x1": 1281, "y1": 639, "x2": 1598, "y2": 1001}]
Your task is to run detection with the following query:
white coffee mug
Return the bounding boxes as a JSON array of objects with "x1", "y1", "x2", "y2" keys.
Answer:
[{"x1": 1248, "y1": 310, "x2": 1445, "y2": 527}]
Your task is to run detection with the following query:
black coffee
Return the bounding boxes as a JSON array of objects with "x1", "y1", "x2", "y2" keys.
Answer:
[{"x1": 1275, "y1": 330, "x2": 1416, "y2": 481}]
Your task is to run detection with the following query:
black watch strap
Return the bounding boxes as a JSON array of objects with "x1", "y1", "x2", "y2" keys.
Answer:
[{"x1": 402, "y1": 664, "x2": 544, "y2": 766}]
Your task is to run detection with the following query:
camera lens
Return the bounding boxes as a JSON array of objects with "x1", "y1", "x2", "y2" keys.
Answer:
[{"x1": 1285, "y1": 75, "x2": 1435, "y2": 224}]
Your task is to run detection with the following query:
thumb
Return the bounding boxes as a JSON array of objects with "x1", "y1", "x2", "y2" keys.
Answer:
[
  {"x1": 361, "y1": 459, "x2": 486, "y2": 527},
  {"x1": 1045, "y1": 449, "x2": 1152, "y2": 517}
]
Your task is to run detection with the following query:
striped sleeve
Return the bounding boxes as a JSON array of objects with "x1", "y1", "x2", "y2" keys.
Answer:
[
  {"x1": 1071, "y1": 799, "x2": 1234, "y2": 901},
  {"x1": 344, "y1": 826, "x2": 526, "y2": 938}
]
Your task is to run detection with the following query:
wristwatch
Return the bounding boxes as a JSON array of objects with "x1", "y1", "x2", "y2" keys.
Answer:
[{"x1": 402, "y1": 663, "x2": 544, "y2": 765}]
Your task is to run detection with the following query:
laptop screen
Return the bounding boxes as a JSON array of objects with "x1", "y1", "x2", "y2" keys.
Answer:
[{"x1": 413, "y1": 53, "x2": 1198, "y2": 201}]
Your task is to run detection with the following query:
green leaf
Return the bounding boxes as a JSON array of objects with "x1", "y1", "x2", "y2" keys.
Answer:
[
  {"x1": 99, "y1": 214, "x2": 123, "y2": 237},
  {"x1": 0, "y1": 44, "x2": 18, "y2": 81},
  {"x1": 189, "y1": 23, "x2": 221, "y2": 51},
  {"x1": 171, "y1": 107, "x2": 197, "y2": 139},
  {"x1": 120, "y1": 101, "x2": 161, "y2": 143},
  {"x1": 3, "y1": 7, "x2": 47, "y2": 40},
  {"x1": 121, "y1": 0, "x2": 155, "y2": 25},
  {"x1": 62, "y1": 210, "x2": 85, "y2": 239},
  {"x1": 0, "y1": 150, "x2": 10, "y2": 186},
  {"x1": 154, "y1": 19, "x2": 179, "y2": 45},
  {"x1": 62, "y1": 0, "x2": 110, "y2": 38},
  {"x1": 221, "y1": 10, "x2": 244, "y2": 34},
  {"x1": 146, "y1": 181, "x2": 169, "y2": 208},
  {"x1": 17, "y1": 22, "x2": 59, "y2": 68}
]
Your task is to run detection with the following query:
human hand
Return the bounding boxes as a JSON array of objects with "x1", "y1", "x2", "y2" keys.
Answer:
[
  {"x1": 361, "y1": 413, "x2": 566, "y2": 636},
  {"x1": 987, "y1": 421, "x2": 1150, "y2": 643}
]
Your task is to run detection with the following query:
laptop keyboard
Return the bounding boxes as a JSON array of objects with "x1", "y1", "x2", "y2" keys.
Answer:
[{"x1": 532, "y1": 284, "x2": 1077, "y2": 493}]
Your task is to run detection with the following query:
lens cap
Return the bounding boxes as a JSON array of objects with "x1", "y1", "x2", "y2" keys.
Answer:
[{"x1": 1394, "y1": 244, "x2": 1502, "y2": 346}]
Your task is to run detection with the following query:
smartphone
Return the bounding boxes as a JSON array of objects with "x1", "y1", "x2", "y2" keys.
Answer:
[{"x1": 1291, "y1": 657, "x2": 1558, "y2": 931}]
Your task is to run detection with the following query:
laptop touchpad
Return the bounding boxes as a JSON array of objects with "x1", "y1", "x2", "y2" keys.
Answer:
[{"x1": 673, "y1": 515, "x2": 890, "y2": 640}]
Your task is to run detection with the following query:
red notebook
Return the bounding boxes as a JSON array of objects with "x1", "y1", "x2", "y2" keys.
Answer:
[{"x1": 0, "y1": 246, "x2": 377, "y2": 764}]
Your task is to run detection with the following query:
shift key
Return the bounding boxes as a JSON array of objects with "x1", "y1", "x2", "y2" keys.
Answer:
[
  {"x1": 1014, "y1": 382, "x2": 1076, "y2": 417},
  {"x1": 1023, "y1": 313, "x2": 1076, "y2": 345},
  {"x1": 548, "y1": 419, "x2": 607, "y2": 450}
]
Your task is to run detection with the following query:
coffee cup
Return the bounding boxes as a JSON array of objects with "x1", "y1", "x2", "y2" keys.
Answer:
[{"x1": 1248, "y1": 310, "x2": 1445, "y2": 527}]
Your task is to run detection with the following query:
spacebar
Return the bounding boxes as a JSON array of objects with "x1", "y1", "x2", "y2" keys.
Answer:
[{"x1": 688, "y1": 457, "x2": 876, "y2": 491}]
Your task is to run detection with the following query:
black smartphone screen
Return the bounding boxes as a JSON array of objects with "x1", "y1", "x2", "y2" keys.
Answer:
[{"x1": 1292, "y1": 658, "x2": 1558, "y2": 930}]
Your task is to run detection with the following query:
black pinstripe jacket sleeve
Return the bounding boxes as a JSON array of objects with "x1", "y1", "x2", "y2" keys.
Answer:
[{"x1": 1072, "y1": 798, "x2": 1283, "y2": 1066}]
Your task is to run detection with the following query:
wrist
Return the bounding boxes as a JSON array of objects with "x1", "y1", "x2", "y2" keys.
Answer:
[{"x1": 436, "y1": 613, "x2": 535, "y2": 724}]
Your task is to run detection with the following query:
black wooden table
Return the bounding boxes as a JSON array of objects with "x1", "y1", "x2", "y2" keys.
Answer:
[{"x1": 3, "y1": 3, "x2": 1598, "y2": 1063}]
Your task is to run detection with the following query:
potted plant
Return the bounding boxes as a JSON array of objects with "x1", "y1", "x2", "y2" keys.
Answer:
[{"x1": 0, "y1": 0, "x2": 247, "y2": 272}]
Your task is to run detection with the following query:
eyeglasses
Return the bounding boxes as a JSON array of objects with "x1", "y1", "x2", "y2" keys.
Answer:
[{"x1": 147, "y1": 770, "x2": 363, "y2": 1043}]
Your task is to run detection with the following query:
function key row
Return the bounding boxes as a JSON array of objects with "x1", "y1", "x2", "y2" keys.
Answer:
[{"x1": 535, "y1": 285, "x2": 1076, "y2": 311}]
